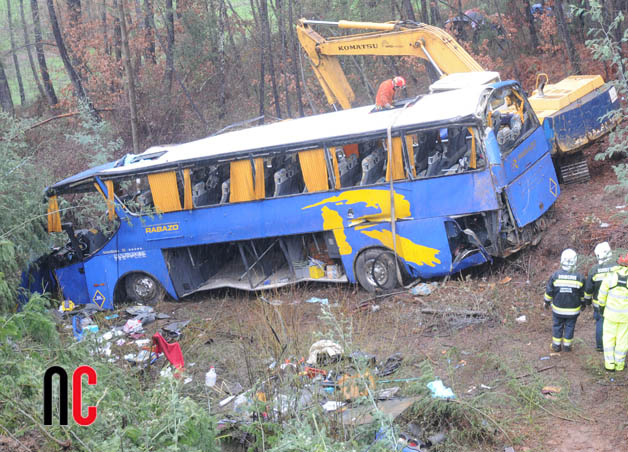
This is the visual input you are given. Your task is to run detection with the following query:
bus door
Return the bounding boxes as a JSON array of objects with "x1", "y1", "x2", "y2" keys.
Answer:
[{"x1": 486, "y1": 83, "x2": 560, "y2": 228}]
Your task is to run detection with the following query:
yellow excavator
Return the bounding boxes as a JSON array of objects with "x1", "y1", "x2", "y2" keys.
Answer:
[{"x1": 296, "y1": 19, "x2": 619, "y2": 183}]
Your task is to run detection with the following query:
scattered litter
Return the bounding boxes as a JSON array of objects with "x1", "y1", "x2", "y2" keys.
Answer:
[
  {"x1": 467, "y1": 385, "x2": 476, "y2": 393},
  {"x1": 205, "y1": 367, "x2": 217, "y2": 387},
  {"x1": 135, "y1": 339, "x2": 150, "y2": 347},
  {"x1": 499, "y1": 276, "x2": 512, "y2": 285},
  {"x1": 342, "y1": 396, "x2": 420, "y2": 426},
  {"x1": 102, "y1": 331, "x2": 114, "y2": 341},
  {"x1": 219, "y1": 395, "x2": 235, "y2": 407},
  {"x1": 371, "y1": 304, "x2": 380, "y2": 312},
  {"x1": 322, "y1": 401, "x2": 345, "y2": 411},
  {"x1": 104, "y1": 314, "x2": 119, "y2": 320},
  {"x1": 125, "y1": 350, "x2": 157, "y2": 364},
  {"x1": 454, "y1": 360, "x2": 467, "y2": 369},
  {"x1": 540, "y1": 356, "x2": 550, "y2": 361},
  {"x1": 348, "y1": 351, "x2": 376, "y2": 366},
  {"x1": 410, "y1": 283, "x2": 432, "y2": 296},
  {"x1": 616, "y1": 205, "x2": 626, "y2": 209},
  {"x1": 123, "y1": 318, "x2": 143, "y2": 334},
  {"x1": 376, "y1": 353, "x2": 403, "y2": 377},
  {"x1": 115, "y1": 339, "x2": 126, "y2": 346},
  {"x1": 59, "y1": 300, "x2": 75, "y2": 312},
  {"x1": 83, "y1": 324, "x2": 99, "y2": 334},
  {"x1": 184, "y1": 377, "x2": 193, "y2": 385},
  {"x1": 126, "y1": 305, "x2": 154, "y2": 316},
  {"x1": 305, "y1": 297, "x2": 329, "y2": 306},
  {"x1": 129, "y1": 333, "x2": 144, "y2": 340},
  {"x1": 427, "y1": 379, "x2": 455, "y2": 399},
  {"x1": 516, "y1": 315, "x2": 527, "y2": 323},
  {"x1": 480, "y1": 384, "x2": 492, "y2": 390},
  {"x1": 306, "y1": 340, "x2": 343, "y2": 365},
  {"x1": 541, "y1": 386, "x2": 561, "y2": 394},
  {"x1": 160, "y1": 367, "x2": 173, "y2": 378},
  {"x1": 550, "y1": 352, "x2": 560, "y2": 357},
  {"x1": 162, "y1": 320, "x2": 190, "y2": 336},
  {"x1": 152, "y1": 333, "x2": 185, "y2": 369},
  {"x1": 600, "y1": 222, "x2": 610, "y2": 228},
  {"x1": 504, "y1": 447, "x2": 515, "y2": 452},
  {"x1": 376, "y1": 386, "x2": 400, "y2": 400}
]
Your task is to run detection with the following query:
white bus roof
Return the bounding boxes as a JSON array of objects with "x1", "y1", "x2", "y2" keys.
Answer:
[{"x1": 52, "y1": 84, "x2": 492, "y2": 190}]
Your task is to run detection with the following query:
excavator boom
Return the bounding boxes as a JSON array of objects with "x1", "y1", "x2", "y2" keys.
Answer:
[{"x1": 296, "y1": 19, "x2": 483, "y2": 109}]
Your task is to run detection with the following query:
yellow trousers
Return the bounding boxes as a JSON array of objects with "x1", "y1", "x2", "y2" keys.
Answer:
[{"x1": 602, "y1": 319, "x2": 628, "y2": 371}]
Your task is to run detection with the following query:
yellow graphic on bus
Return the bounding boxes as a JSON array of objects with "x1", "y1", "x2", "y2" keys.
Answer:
[{"x1": 304, "y1": 189, "x2": 440, "y2": 266}]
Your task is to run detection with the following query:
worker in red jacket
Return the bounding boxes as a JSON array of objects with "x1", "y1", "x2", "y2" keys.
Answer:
[{"x1": 375, "y1": 76, "x2": 406, "y2": 110}]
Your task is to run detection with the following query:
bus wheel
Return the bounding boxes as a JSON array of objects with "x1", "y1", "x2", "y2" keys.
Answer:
[
  {"x1": 125, "y1": 273, "x2": 164, "y2": 305},
  {"x1": 355, "y1": 249, "x2": 399, "y2": 292}
]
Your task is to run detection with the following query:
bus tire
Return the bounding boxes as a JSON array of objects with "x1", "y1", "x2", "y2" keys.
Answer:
[
  {"x1": 355, "y1": 249, "x2": 399, "y2": 292},
  {"x1": 124, "y1": 273, "x2": 164, "y2": 305}
]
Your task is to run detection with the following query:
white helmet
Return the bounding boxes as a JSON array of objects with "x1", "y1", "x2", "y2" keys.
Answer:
[
  {"x1": 561, "y1": 249, "x2": 577, "y2": 271},
  {"x1": 594, "y1": 242, "x2": 612, "y2": 264}
]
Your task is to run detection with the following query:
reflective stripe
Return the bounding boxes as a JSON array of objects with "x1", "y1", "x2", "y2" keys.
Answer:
[
  {"x1": 607, "y1": 293, "x2": 628, "y2": 300},
  {"x1": 592, "y1": 299, "x2": 600, "y2": 307},
  {"x1": 604, "y1": 305, "x2": 628, "y2": 314},
  {"x1": 563, "y1": 338, "x2": 573, "y2": 344},
  {"x1": 552, "y1": 337, "x2": 562, "y2": 345},
  {"x1": 552, "y1": 304, "x2": 580, "y2": 315},
  {"x1": 554, "y1": 279, "x2": 583, "y2": 288},
  {"x1": 544, "y1": 293, "x2": 552, "y2": 301}
]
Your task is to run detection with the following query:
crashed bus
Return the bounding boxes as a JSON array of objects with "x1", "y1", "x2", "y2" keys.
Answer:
[{"x1": 23, "y1": 80, "x2": 559, "y2": 309}]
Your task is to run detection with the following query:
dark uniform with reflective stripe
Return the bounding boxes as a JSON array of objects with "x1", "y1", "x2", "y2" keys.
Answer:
[
  {"x1": 544, "y1": 270, "x2": 586, "y2": 349},
  {"x1": 585, "y1": 263, "x2": 621, "y2": 350}
]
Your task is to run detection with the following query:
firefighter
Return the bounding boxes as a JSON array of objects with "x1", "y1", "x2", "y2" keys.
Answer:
[
  {"x1": 375, "y1": 76, "x2": 406, "y2": 110},
  {"x1": 584, "y1": 242, "x2": 620, "y2": 351},
  {"x1": 597, "y1": 253, "x2": 628, "y2": 371},
  {"x1": 544, "y1": 249, "x2": 586, "y2": 352}
]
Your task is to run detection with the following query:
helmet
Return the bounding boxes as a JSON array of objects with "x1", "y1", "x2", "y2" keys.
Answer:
[
  {"x1": 560, "y1": 249, "x2": 577, "y2": 271},
  {"x1": 618, "y1": 253, "x2": 628, "y2": 267},
  {"x1": 594, "y1": 242, "x2": 612, "y2": 264},
  {"x1": 393, "y1": 76, "x2": 406, "y2": 89}
]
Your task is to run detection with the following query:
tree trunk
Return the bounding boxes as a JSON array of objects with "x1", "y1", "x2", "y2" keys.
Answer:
[
  {"x1": 255, "y1": 0, "x2": 266, "y2": 122},
  {"x1": 102, "y1": 0, "x2": 109, "y2": 55},
  {"x1": 217, "y1": 0, "x2": 227, "y2": 120},
  {"x1": 554, "y1": 0, "x2": 581, "y2": 74},
  {"x1": 113, "y1": 0, "x2": 122, "y2": 60},
  {"x1": 165, "y1": 0, "x2": 175, "y2": 91},
  {"x1": 524, "y1": 0, "x2": 539, "y2": 50},
  {"x1": 402, "y1": 0, "x2": 417, "y2": 21},
  {"x1": 611, "y1": 0, "x2": 626, "y2": 76},
  {"x1": 144, "y1": 0, "x2": 156, "y2": 63},
  {"x1": 420, "y1": 0, "x2": 429, "y2": 23},
  {"x1": 19, "y1": 0, "x2": 46, "y2": 103},
  {"x1": 118, "y1": 0, "x2": 140, "y2": 152},
  {"x1": 46, "y1": 0, "x2": 101, "y2": 121},
  {"x1": 430, "y1": 0, "x2": 441, "y2": 26},
  {"x1": 66, "y1": 0, "x2": 82, "y2": 26},
  {"x1": 0, "y1": 59, "x2": 15, "y2": 115},
  {"x1": 276, "y1": 0, "x2": 292, "y2": 117},
  {"x1": 31, "y1": 0, "x2": 58, "y2": 105},
  {"x1": 7, "y1": 0, "x2": 26, "y2": 105},
  {"x1": 260, "y1": 0, "x2": 281, "y2": 119},
  {"x1": 288, "y1": 0, "x2": 304, "y2": 116}
]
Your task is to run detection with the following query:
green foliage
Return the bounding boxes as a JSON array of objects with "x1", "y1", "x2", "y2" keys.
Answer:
[
  {"x1": 65, "y1": 102, "x2": 122, "y2": 166},
  {"x1": 580, "y1": 1, "x2": 628, "y2": 211},
  {"x1": 0, "y1": 114, "x2": 51, "y2": 311},
  {"x1": 0, "y1": 301, "x2": 220, "y2": 451}
]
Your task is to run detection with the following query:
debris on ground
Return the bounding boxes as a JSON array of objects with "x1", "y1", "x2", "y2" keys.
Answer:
[
  {"x1": 516, "y1": 315, "x2": 527, "y2": 323},
  {"x1": 427, "y1": 379, "x2": 455, "y2": 399},
  {"x1": 305, "y1": 297, "x2": 329, "y2": 305},
  {"x1": 306, "y1": 340, "x2": 343, "y2": 365},
  {"x1": 152, "y1": 333, "x2": 185, "y2": 369},
  {"x1": 376, "y1": 353, "x2": 403, "y2": 376},
  {"x1": 162, "y1": 320, "x2": 190, "y2": 336},
  {"x1": 410, "y1": 283, "x2": 433, "y2": 296}
]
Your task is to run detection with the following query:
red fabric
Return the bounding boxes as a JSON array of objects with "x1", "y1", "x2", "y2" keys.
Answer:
[
  {"x1": 343, "y1": 143, "x2": 359, "y2": 158},
  {"x1": 375, "y1": 79, "x2": 395, "y2": 108},
  {"x1": 152, "y1": 333, "x2": 185, "y2": 369}
]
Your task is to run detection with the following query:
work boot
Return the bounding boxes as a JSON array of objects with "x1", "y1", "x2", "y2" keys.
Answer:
[
  {"x1": 563, "y1": 345, "x2": 572, "y2": 352},
  {"x1": 551, "y1": 344, "x2": 561, "y2": 353},
  {"x1": 596, "y1": 347, "x2": 603, "y2": 352}
]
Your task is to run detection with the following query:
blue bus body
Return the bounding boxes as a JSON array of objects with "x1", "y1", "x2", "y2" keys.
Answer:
[{"x1": 23, "y1": 81, "x2": 560, "y2": 307}]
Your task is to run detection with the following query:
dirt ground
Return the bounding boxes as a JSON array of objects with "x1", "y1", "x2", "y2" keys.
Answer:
[
  {"x1": 34, "y1": 142, "x2": 626, "y2": 451},
  {"x1": 135, "y1": 141, "x2": 628, "y2": 451}
]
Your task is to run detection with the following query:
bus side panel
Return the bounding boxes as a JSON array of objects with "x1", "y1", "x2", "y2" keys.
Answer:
[
  {"x1": 501, "y1": 127, "x2": 550, "y2": 183},
  {"x1": 55, "y1": 263, "x2": 90, "y2": 305},
  {"x1": 339, "y1": 217, "x2": 453, "y2": 282},
  {"x1": 505, "y1": 153, "x2": 560, "y2": 227}
]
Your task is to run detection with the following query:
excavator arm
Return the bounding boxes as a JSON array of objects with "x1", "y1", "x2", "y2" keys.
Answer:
[{"x1": 296, "y1": 19, "x2": 483, "y2": 109}]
